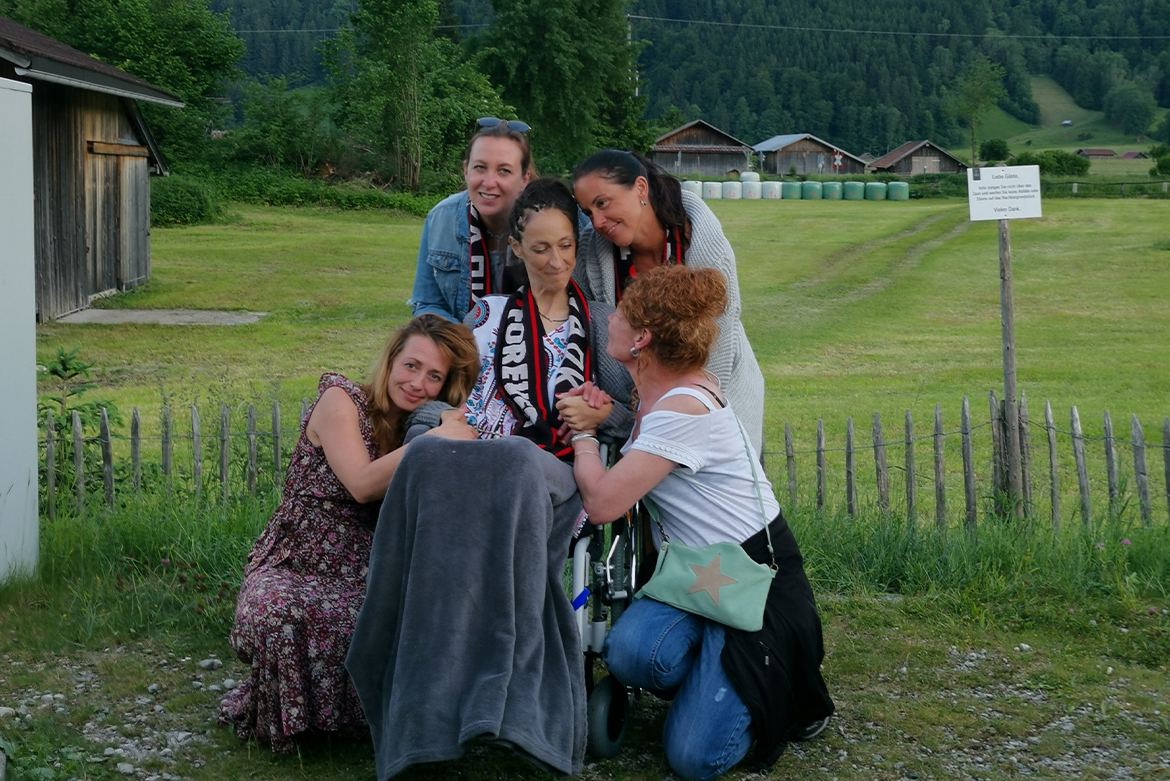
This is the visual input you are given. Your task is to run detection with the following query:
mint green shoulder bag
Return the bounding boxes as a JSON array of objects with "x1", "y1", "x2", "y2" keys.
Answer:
[{"x1": 634, "y1": 412, "x2": 776, "y2": 633}]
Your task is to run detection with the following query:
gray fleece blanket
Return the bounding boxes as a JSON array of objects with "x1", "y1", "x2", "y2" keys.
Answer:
[{"x1": 345, "y1": 435, "x2": 586, "y2": 779}]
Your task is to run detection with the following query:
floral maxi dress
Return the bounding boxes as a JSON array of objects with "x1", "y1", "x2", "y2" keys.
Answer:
[{"x1": 219, "y1": 373, "x2": 378, "y2": 752}]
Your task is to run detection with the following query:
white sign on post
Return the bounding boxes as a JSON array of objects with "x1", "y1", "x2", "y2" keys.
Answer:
[{"x1": 967, "y1": 165, "x2": 1042, "y2": 221}]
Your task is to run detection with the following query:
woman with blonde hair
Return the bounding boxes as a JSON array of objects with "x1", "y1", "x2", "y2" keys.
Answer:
[
  {"x1": 220, "y1": 314, "x2": 479, "y2": 753},
  {"x1": 568, "y1": 266, "x2": 833, "y2": 780}
]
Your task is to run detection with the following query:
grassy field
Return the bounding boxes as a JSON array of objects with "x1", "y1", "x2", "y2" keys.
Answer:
[
  {"x1": 955, "y1": 76, "x2": 1169, "y2": 175},
  {"x1": 14, "y1": 197, "x2": 1170, "y2": 780}
]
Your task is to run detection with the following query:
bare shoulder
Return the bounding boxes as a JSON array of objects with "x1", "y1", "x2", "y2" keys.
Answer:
[
  {"x1": 314, "y1": 386, "x2": 360, "y2": 422},
  {"x1": 652, "y1": 393, "x2": 712, "y2": 417}
]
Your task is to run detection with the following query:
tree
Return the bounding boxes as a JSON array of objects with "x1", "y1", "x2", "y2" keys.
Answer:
[
  {"x1": 2, "y1": 0, "x2": 244, "y2": 163},
  {"x1": 1103, "y1": 81, "x2": 1157, "y2": 136},
  {"x1": 323, "y1": 0, "x2": 508, "y2": 191},
  {"x1": 476, "y1": 0, "x2": 651, "y2": 174},
  {"x1": 979, "y1": 138, "x2": 1010, "y2": 163},
  {"x1": 953, "y1": 56, "x2": 1006, "y2": 166}
]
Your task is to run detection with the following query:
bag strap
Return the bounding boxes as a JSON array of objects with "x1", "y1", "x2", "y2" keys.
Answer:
[{"x1": 734, "y1": 413, "x2": 777, "y2": 571}]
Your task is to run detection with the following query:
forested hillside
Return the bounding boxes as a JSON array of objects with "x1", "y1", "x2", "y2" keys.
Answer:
[{"x1": 207, "y1": 0, "x2": 1169, "y2": 155}]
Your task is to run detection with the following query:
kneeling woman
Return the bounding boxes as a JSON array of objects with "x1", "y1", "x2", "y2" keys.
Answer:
[
  {"x1": 219, "y1": 316, "x2": 479, "y2": 753},
  {"x1": 569, "y1": 266, "x2": 834, "y2": 780}
]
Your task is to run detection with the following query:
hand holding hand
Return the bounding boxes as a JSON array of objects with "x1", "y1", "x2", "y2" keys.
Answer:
[{"x1": 425, "y1": 410, "x2": 479, "y2": 441}]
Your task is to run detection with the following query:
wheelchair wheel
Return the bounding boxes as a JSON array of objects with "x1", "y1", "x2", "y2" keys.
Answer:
[{"x1": 586, "y1": 675, "x2": 628, "y2": 759}]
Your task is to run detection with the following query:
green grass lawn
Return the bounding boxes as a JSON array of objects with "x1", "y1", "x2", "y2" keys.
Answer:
[
  {"x1": 14, "y1": 197, "x2": 1170, "y2": 780},
  {"x1": 34, "y1": 198, "x2": 1170, "y2": 522}
]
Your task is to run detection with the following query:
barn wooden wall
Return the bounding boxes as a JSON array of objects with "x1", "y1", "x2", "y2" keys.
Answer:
[{"x1": 33, "y1": 84, "x2": 151, "y2": 321}]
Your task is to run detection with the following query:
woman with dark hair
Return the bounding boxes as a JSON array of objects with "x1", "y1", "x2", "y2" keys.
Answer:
[
  {"x1": 567, "y1": 265, "x2": 833, "y2": 780},
  {"x1": 573, "y1": 150, "x2": 765, "y2": 452},
  {"x1": 220, "y1": 315, "x2": 480, "y2": 753},
  {"x1": 413, "y1": 176, "x2": 634, "y2": 448},
  {"x1": 410, "y1": 118, "x2": 534, "y2": 324}
]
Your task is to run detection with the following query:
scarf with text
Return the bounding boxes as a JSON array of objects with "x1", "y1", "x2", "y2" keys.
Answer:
[
  {"x1": 612, "y1": 226, "x2": 684, "y2": 302},
  {"x1": 494, "y1": 281, "x2": 594, "y2": 458},
  {"x1": 468, "y1": 201, "x2": 493, "y2": 308}
]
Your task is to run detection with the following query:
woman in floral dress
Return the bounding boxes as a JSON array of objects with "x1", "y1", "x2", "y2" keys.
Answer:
[{"x1": 219, "y1": 315, "x2": 480, "y2": 752}]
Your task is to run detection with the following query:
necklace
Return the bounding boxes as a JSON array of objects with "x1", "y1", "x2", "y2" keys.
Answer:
[{"x1": 539, "y1": 311, "x2": 569, "y2": 323}]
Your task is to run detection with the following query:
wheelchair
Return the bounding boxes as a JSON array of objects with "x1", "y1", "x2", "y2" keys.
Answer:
[{"x1": 568, "y1": 437, "x2": 650, "y2": 759}]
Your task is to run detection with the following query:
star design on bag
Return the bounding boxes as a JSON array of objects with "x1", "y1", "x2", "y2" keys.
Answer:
[{"x1": 687, "y1": 554, "x2": 738, "y2": 606}]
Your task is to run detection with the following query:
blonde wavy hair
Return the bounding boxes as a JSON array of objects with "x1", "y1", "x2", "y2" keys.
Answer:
[{"x1": 363, "y1": 315, "x2": 479, "y2": 453}]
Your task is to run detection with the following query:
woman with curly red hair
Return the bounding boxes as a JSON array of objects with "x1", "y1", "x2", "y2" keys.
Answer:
[{"x1": 568, "y1": 265, "x2": 833, "y2": 780}]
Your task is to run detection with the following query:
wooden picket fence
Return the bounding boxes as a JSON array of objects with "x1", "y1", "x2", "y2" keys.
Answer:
[{"x1": 39, "y1": 392, "x2": 1170, "y2": 530}]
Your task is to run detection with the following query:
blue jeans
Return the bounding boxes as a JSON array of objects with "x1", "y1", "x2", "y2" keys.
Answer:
[{"x1": 602, "y1": 598, "x2": 753, "y2": 780}]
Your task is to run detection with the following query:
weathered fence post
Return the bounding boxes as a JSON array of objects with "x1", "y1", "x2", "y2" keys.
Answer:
[
  {"x1": 905, "y1": 410, "x2": 916, "y2": 528},
  {"x1": 192, "y1": 405, "x2": 202, "y2": 503},
  {"x1": 1163, "y1": 417, "x2": 1170, "y2": 526},
  {"x1": 100, "y1": 408, "x2": 114, "y2": 506},
  {"x1": 873, "y1": 412, "x2": 889, "y2": 514},
  {"x1": 72, "y1": 410, "x2": 84, "y2": 515},
  {"x1": 161, "y1": 405, "x2": 172, "y2": 495},
  {"x1": 45, "y1": 410, "x2": 55, "y2": 520},
  {"x1": 220, "y1": 404, "x2": 230, "y2": 503},
  {"x1": 933, "y1": 404, "x2": 946, "y2": 530},
  {"x1": 1045, "y1": 401, "x2": 1060, "y2": 530},
  {"x1": 247, "y1": 404, "x2": 258, "y2": 496},
  {"x1": 845, "y1": 417, "x2": 856, "y2": 517},
  {"x1": 989, "y1": 391, "x2": 1005, "y2": 516},
  {"x1": 1071, "y1": 182, "x2": 1078, "y2": 194},
  {"x1": 131, "y1": 407, "x2": 141, "y2": 493},
  {"x1": 1132, "y1": 414, "x2": 1151, "y2": 528},
  {"x1": 1104, "y1": 410, "x2": 1119, "y2": 517},
  {"x1": 961, "y1": 397, "x2": 976, "y2": 531},
  {"x1": 272, "y1": 401, "x2": 282, "y2": 484},
  {"x1": 816, "y1": 419, "x2": 826, "y2": 511},
  {"x1": 784, "y1": 422, "x2": 796, "y2": 508},
  {"x1": 1071, "y1": 406, "x2": 1091, "y2": 526},
  {"x1": 300, "y1": 398, "x2": 310, "y2": 425},
  {"x1": 1019, "y1": 391, "x2": 1032, "y2": 512}
]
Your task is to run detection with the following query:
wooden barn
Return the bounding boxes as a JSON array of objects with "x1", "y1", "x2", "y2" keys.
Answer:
[
  {"x1": 0, "y1": 16, "x2": 182, "y2": 321},
  {"x1": 868, "y1": 141, "x2": 968, "y2": 175},
  {"x1": 650, "y1": 120, "x2": 754, "y2": 178},
  {"x1": 752, "y1": 133, "x2": 867, "y2": 175}
]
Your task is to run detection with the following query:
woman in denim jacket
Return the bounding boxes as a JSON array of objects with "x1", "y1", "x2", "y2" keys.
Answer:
[{"x1": 409, "y1": 119, "x2": 533, "y2": 323}]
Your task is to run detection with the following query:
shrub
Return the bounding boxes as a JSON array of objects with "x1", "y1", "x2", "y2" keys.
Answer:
[
  {"x1": 1151, "y1": 155, "x2": 1170, "y2": 177},
  {"x1": 151, "y1": 175, "x2": 222, "y2": 226},
  {"x1": 1010, "y1": 149, "x2": 1090, "y2": 176},
  {"x1": 979, "y1": 138, "x2": 1010, "y2": 162}
]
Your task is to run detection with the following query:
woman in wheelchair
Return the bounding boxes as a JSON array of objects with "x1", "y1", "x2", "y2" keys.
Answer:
[
  {"x1": 411, "y1": 175, "x2": 634, "y2": 450},
  {"x1": 346, "y1": 178, "x2": 633, "y2": 780},
  {"x1": 569, "y1": 265, "x2": 834, "y2": 781}
]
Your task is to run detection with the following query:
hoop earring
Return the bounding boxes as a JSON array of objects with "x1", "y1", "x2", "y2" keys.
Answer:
[{"x1": 629, "y1": 347, "x2": 640, "y2": 358}]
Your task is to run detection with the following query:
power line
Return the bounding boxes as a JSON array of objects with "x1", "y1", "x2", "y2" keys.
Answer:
[
  {"x1": 232, "y1": 23, "x2": 489, "y2": 34},
  {"x1": 626, "y1": 13, "x2": 1170, "y2": 41}
]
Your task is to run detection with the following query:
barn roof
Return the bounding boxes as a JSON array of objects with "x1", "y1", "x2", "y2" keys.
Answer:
[
  {"x1": 752, "y1": 133, "x2": 867, "y2": 164},
  {"x1": 0, "y1": 16, "x2": 183, "y2": 107},
  {"x1": 868, "y1": 140, "x2": 967, "y2": 171},
  {"x1": 652, "y1": 120, "x2": 753, "y2": 152},
  {"x1": 1074, "y1": 148, "x2": 1115, "y2": 157},
  {"x1": 1119, "y1": 151, "x2": 1147, "y2": 159}
]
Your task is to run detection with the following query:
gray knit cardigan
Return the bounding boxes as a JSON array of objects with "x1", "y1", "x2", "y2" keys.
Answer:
[{"x1": 573, "y1": 189, "x2": 765, "y2": 452}]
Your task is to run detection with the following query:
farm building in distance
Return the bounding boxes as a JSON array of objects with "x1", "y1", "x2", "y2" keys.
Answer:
[
  {"x1": 752, "y1": 134, "x2": 867, "y2": 175},
  {"x1": 868, "y1": 141, "x2": 968, "y2": 175},
  {"x1": 1075, "y1": 148, "x2": 1116, "y2": 159},
  {"x1": 0, "y1": 16, "x2": 181, "y2": 322},
  {"x1": 650, "y1": 120, "x2": 754, "y2": 178},
  {"x1": 1119, "y1": 151, "x2": 1147, "y2": 159}
]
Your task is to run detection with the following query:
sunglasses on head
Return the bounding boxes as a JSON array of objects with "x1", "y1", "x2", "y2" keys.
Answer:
[{"x1": 477, "y1": 117, "x2": 530, "y2": 134}]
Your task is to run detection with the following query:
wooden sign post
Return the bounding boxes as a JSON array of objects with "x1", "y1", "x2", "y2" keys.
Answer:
[{"x1": 967, "y1": 165, "x2": 1042, "y2": 519}]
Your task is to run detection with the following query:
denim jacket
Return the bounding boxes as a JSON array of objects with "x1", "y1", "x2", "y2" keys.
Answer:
[{"x1": 409, "y1": 191, "x2": 474, "y2": 324}]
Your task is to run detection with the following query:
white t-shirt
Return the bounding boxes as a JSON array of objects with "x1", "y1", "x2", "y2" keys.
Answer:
[{"x1": 622, "y1": 387, "x2": 780, "y2": 549}]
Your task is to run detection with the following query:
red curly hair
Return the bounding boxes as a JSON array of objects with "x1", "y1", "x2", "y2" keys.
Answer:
[{"x1": 619, "y1": 265, "x2": 727, "y2": 374}]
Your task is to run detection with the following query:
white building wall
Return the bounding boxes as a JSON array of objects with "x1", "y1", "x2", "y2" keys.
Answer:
[{"x1": 0, "y1": 76, "x2": 39, "y2": 581}]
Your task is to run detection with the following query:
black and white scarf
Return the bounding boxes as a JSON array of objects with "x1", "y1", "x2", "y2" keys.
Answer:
[
  {"x1": 468, "y1": 202, "x2": 493, "y2": 308},
  {"x1": 612, "y1": 226, "x2": 684, "y2": 302},
  {"x1": 469, "y1": 202, "x2": 527, "y2": 308},
  {"x1": 494, "y1": 281, "x2": 594, "y2": 458}
]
